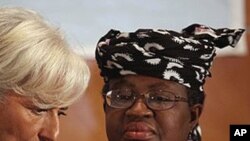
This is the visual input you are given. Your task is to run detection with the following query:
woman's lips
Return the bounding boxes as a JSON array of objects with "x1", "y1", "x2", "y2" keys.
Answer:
[{"x1": 123, "y1": 122, "x2": 155, "y2": 140}]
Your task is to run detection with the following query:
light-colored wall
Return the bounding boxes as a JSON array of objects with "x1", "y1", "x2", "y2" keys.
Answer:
[{"x1": 0, "y1": 0, "x2": 246, "y2": 57}]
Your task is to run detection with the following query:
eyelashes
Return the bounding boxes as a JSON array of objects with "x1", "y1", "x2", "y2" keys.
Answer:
[
  {"x1": 31, "y1": 107, "x2": 67, "y2": 117},
  {"x1": 58, "y1": 111, "x2": 67, "y2": 116}
]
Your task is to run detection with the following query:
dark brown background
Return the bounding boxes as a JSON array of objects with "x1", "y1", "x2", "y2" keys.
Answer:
[{"x1": 58, "y1": 2, "x2": 250, "y2": 141}]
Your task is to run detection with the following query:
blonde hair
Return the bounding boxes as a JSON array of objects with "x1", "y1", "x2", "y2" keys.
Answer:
[{"x1": 0, "y1": 7, "x2": 90, "y2": 108}]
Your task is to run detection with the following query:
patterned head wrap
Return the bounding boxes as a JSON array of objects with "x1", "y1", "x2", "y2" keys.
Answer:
[{"x1": 95, "y1": 24, "x2": 244, "y2": 93}]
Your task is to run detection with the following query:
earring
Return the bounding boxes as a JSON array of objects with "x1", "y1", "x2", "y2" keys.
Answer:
[
  {"x1": 188, "y1": 126, "x2": 202, "y2": 141},
  {"x1": 187, "y1": 131, "x2": 193, "y2": 141},
  {"x1": 188, "y1": 124, "x2": 202, "y2": 141}
]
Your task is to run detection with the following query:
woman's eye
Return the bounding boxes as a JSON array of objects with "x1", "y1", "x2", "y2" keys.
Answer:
[
  {"x1": 118, "y1": 94, "x2": 133, "y2": 100},
  {"x1": 58, "y1": 111, "x2": 67, "y2": 117},
  {"x1": 150, "y1": 95, "x2": 171, "y2": 102},
  {"x1": 33, "y1": 108, "x2": 48, "y2": 115},
  {"x1": 113, "y1": 94, "x2": 134, "y2": 104}
]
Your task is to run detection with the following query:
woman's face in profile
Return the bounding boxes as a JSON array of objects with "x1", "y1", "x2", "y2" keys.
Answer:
[
  {"x1": 0, "y1": 92, "x2": 67, "y2": 141},
  {"x1": 105, "y1": 75, "x2": 201, "y2": 141}
]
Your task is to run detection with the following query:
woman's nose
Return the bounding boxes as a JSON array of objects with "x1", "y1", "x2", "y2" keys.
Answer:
[
  {"x1": 38, "y1": 110, "x2": 60, "y2": 141},
  {"x1": 125, "y1": 99, "x2": 153, "y2": 118}
]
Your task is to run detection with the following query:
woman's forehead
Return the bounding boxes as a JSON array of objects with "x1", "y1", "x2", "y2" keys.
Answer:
[
  {"x1": 4, "y1": 90, "x2": 68, "y2": 109},
  {"x1": 109, "y1": 75, "x2": 187, "y2": 93}
]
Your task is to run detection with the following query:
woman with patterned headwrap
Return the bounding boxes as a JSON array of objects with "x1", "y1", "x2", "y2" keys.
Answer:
[{"x1": 95, "y1": 24, "x2": 244, "y2": 141}]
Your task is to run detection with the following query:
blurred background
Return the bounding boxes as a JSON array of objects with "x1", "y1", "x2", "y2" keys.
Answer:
[{"x1": 1, "y1": 0, "x2": 249, "y2": 141}]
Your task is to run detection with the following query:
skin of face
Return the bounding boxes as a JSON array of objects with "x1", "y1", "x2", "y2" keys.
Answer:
[
  {"x1": 104, "y1": 75, "x2": 203, "y2": 141},
  {"x1": 0, "y1": 91, "x2": 67, "y2": 141}
]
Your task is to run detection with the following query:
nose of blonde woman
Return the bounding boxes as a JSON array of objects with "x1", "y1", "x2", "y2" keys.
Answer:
[{"x1": 38, "y1": 110, "x2": 60, "y2": 141}]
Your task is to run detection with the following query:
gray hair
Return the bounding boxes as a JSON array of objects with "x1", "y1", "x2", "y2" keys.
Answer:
[{"x1": 0, "y1": 7, "x2": 90, "y2": 108}]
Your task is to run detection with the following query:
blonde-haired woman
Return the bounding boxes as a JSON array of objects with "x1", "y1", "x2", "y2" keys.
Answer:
[{"x1": 0, "y1": 7, "x2": 90, "y2": 141}]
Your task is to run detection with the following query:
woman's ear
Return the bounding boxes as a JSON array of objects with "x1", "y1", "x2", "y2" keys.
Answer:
[{"x1": 190, "y1": 104, "x2": 203, "y2": 127}]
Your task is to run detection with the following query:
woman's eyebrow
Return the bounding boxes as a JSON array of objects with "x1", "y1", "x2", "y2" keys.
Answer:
[
  {"x1": 111, "y1": 79, "x2": 135, "y2": 88},
  {"x1": 149, "y1": 82, "x2": 170, "y2": 89},
  {"x1": 60, "y1": 107, "x2": 68, "y2": 110}
]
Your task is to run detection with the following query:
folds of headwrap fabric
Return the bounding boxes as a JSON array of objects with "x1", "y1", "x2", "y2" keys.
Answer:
[
  {"x1": 182, "y1": 24, "x2": 245, "y2": 48},
  {"x1": 95, "y1": 24, "x2": 245, "y2": 93}
]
